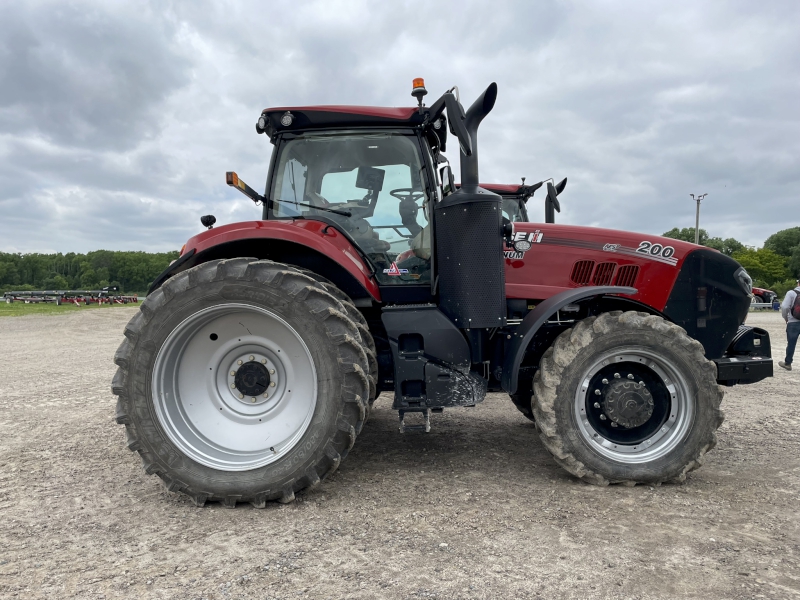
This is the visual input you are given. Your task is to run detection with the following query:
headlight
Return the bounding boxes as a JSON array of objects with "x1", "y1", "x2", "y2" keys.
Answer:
[
  {"x1": 513, "y1": 240, "x2": 532, "y2": 252},
  {"x1": 734, "y1": 267, "x2": 753, "y2": 295}
]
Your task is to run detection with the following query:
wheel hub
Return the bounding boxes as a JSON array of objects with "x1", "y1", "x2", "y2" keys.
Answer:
[
  {"x1": 603, "y1": 380, "x2": 654, "y2": 428},
  {"x1": 234, "y1": 361, "x2": 271, "y2": 397},
  {"x1": 225, "y1": 352, "x2": 279, "y2": 406}
]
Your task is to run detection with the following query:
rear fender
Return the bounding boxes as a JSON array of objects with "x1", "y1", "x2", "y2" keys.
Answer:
[
  {"x1": 501, "y1": 286, "x2": 637, "y2": 394},
  {"x1": 148, "y1": 220, "x2": 381, "y2": 302}
]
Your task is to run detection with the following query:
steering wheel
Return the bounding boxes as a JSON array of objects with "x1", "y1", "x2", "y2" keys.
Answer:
[{"x1": 389, "y1": 188, "x2": 425, "y2": 203}]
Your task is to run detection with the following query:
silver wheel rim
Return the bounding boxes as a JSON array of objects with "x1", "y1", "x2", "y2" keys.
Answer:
[
  {"x1": 573, "y1": 347, "x2": 694, "y2": 464},
  {"x1": 152, "y1": 303, "x2": 317, "y2": 471}
]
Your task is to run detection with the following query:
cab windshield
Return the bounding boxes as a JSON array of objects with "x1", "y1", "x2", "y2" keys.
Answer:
[{"x1": 269, "y1": 132, "x2": 431, "y2": 285}]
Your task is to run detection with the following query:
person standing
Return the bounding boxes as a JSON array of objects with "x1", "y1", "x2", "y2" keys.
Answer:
[{"x1": 779, "y1": 279, "x2": 800, "y2": 370}]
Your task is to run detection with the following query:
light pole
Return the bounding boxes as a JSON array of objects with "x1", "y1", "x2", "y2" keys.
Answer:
[{"x1": 690, "y1": 193, "x2": 707, "y2": 245}]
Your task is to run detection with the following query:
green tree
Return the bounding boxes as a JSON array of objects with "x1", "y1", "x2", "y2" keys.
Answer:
[
  {"x1": 773, "y1": 278, "x2": 800, "y2": 300},
  {"x1": 705, "y1": 237, "x2": 745, "y2": 256},
  {"x1": 731, "y1": 247, "x2": 790, "y2": 286},
  {"x1": 42, "y1": 274, "x2": 70, "y2": 290},
  {"x1": 764, "y1": 227, "x2": 800, "y2": 257},
  {"x1": 789, "y1": 245, "x2": 800, "y2": 278},
  {"x1": 663, "y1": 227, "x2": 709, "y2": 244},
  {"x1": 662, "y1": 228, "x2": 744, "y2": 256}
]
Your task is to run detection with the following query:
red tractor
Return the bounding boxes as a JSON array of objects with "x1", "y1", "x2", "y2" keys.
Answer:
[{"x1": 113, "y1": 80, "x2": 772, "y2": 506}]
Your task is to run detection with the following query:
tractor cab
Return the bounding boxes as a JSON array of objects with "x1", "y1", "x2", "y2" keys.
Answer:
[{"x1": 267, "y1": 130, "x2": 434, "y2": 286}]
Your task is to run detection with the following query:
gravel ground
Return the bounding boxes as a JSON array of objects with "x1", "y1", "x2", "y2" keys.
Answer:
[{"x1": 0, "y1": 308, "x2": 798, "y2": 600}]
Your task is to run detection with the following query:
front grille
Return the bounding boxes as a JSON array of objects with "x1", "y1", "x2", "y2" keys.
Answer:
[
  {"x1": 614, "y1": 265, "x2": 640, "y2": 287},
  {"x1": 592, "y1": 262, "x2": 616, "y2": 286},
  {"x1": 570, "y1": 260, "x2": 595, "y2": 285}
]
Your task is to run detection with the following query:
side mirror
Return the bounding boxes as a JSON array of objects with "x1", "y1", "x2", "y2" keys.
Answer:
[
  {"x1": 546, "y1": 182, "x2": 562, "y2": 213},
  {"x1": 439, "y1": 165, "x2": 455, "y2": 196},
  {"x1": 545, "y1": 182, "x2": 561, "y2": 224},
  {"x1": 443, "y1": 93, "x2": 472, "y2": 157}
]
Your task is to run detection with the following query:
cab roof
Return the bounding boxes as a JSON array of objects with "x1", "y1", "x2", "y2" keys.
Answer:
[{"x1": 258, "y1": 105, "x2": 425, "y2": 138}]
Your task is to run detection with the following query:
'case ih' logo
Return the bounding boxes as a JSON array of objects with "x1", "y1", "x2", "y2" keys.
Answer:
[
  {"x1": 514, "y1": 229, "x2": 544, "y2": 245},
  {"x1": 383, "y1": 262, "x2": 409, "y2": 276}
]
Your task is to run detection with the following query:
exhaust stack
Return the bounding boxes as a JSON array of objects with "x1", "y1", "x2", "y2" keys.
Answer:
[{"x1": 459, "y1": 83, "x2": 498, "y2": 189}]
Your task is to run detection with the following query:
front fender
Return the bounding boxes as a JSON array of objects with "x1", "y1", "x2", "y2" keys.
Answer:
[{"x1": 501, "y1": 286, "x2": 637, "y2": 394}]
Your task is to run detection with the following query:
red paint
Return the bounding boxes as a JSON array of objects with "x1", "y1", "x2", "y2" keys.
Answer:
[
  {"x1": 261, "y1": 106, "x2": 418, "y2": 121},
  {"x1": 183, "y1": 219, "x2": 701, "y2": 313},
  {"x1": 183, "y1": 220, "x2": 382, "y2": 301},
  {"x1": 505, "y1": 223, "x2": 701, "y2": 312},
  {"x1": 454, "y1": 183, "x2": 524, "y2": 194},
  {"x1": 478, "y1": 183, "x2": 524, "y2": 194}
]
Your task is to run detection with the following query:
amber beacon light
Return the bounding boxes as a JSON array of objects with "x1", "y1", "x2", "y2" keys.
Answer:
[{"x1": 411, "y1": 78, "x2": 428, "y2": 110}]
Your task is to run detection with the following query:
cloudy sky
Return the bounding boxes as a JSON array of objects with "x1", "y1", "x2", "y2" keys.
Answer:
[{"x1": 1, "y1": 0, "x2": 797, "y2": 253}]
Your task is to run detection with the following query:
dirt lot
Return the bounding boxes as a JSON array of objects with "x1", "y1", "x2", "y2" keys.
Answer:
[{"x1": 0, "y1": 308, "x2": 798, "y2": 599}]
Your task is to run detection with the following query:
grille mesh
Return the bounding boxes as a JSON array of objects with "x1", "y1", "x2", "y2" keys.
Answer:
[
  {"x1": 435, "y1": 201, "x2": 505, "y2": 328},
  {"x1": 592, "y1": 262, "x2": 617, "y2": 286},
  {"x1": 614, "y1": 265, "x2": 640, "y2": 287},
  {"x1": 570, "y1": 260, "x2": 595, "y2": 285}
]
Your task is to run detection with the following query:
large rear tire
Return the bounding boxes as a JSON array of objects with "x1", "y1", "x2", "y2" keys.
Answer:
[
  {"x1": 112, "y1": 258, "x2": 371, "y2": 507},
  {"x1": 532, "y1": 311, "x2": 724, "y2": 485},
  {"x1": 288, "y1": 268, "x2": 378, "y2": 405}
]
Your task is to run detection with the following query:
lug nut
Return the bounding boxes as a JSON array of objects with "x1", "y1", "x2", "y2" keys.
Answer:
[
  {"x1": 230, "y1": 371, "x2": 236, "y2": 376},
  {"x1": 599, "y1": 414, "x2": 607, "y2": 421},
  {"x1": 269, "y1": 369, "x2": 275, "y2": 375},
  {"x1": 249, "y1": 355, "x2": 254, "y2": 361},
  {"x1": 263, "y1": 393, "x2": 268, "y2": 398},
  {"x1": 237, "y1": 360, "x2": 243, "y2": 365},
  {"x1": 611, "y1": 422, "x2": 618, "y2": 428},
  {"x1": 261, "y1": 359, "x2": 267, "y2": 364},
  {"x1": 594, "y1": 389, "x2": 601, "y2": 395},
  {"x1": 627, "y1": 374, "x2": 635, "y2": 380},
  {"x1": 238, "y1": 394, "x2": 244, "y2": 399},
  {"x1": 614, "y1": 373, "x2": 620, "y2": 379},
  {"x1": 594, "y1": 402, "x2": 601, "y2": 409},
  {"x1": 251, "y1": 398, "x2": 256, "y2": 403},
  {"x1": 602, "y1": 378, "x2": 609, "y2": 384},
  {"x1": 230, "y1": 383, "x2": 236, "y2": 389},
  {"x1": 270, "y1": 381, "x2": 276, "y2": 387}
]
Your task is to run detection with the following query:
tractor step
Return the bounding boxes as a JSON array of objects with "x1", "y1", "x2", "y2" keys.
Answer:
[{"x1": 399, "y1": 409, "x2": 431, "y2": 433}]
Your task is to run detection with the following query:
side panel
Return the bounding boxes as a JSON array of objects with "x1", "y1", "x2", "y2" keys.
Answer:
[
  {"x1": 178, "y1": 220, "x2": 381, "y2": 300},
  {"x1": 503, "y1": 223, "x2": 695, "y2": 309}
]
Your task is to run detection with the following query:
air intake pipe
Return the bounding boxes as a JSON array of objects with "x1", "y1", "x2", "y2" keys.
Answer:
[{"x1": 434, "y1": 83, "x2": 506, "y2": 360}]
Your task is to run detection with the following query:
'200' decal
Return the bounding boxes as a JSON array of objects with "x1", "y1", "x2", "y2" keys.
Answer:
[{"x1": 636, "y1": 241, "x2": 675, "y2": 259}]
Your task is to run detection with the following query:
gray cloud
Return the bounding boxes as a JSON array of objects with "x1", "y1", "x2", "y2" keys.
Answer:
[{"x1": 0, "y1": 0, "x2": 797, "y2": 253}]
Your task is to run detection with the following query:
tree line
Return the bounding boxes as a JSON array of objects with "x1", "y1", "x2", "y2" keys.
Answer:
[
  {"x1": 663, "y1": 226, "x2": 800, "y2": 298},
  {"x1": 0, "y1": 250, "x2": 179, "y2": 294}
]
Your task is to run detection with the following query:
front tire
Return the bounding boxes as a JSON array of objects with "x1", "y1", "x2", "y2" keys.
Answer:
[
  {"x1": 510, "y1": 393, "x2": 535, "y2": 422},
  {"x1": 112, "y1": 259, "x2": 370, "y2": 506},
  {"x1": 532, "y1": 311, "x2": 724, "y2": 485}
]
